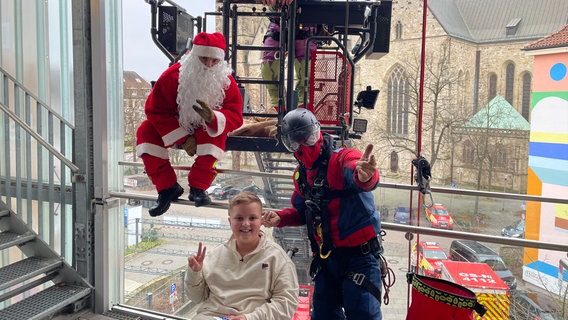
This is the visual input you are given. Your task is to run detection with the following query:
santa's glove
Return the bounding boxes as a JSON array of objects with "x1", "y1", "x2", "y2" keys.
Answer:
[
  {"x1": 182, "y1": 135, "x2": 197, "y2": 156},
  {"x1": 193, "y1": 99, "x2": 214, "y2": 124}
]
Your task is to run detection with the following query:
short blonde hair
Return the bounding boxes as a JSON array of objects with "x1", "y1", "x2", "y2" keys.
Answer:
[{"x1": 228, "y1": 191, "x2": 262, "y2": 213}]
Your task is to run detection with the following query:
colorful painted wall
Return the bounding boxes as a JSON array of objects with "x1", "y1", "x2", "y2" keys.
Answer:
[{"x1": 523, "y1": 51, "x2": 568, "y2": 294}]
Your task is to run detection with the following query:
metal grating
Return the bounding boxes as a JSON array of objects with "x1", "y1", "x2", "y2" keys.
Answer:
[
  {"x1": 0, "y1": 284, "x2": 91, "y2": 320},
  {"x1": 0, "y1": 231, "x2": 36, "y2": 250},
  {"x1": 0, "y1": 256, "x2": 61, "y2": 290},
  {"x1": 308, "y1": 50, "x2": 352, "y2": 126}
]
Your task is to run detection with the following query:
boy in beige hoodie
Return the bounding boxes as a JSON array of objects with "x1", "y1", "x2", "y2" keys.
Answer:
[{"x1": 185, "y1": 191, "x2": 299, "y2": 320}]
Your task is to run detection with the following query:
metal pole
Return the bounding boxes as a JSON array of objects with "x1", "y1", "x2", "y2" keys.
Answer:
[
  {"x1": 147, "y1": 292, "x2": 153, "y2": 309},
  {"x1": 180, "y1": 270, "x2": 186, "y2": 304}
]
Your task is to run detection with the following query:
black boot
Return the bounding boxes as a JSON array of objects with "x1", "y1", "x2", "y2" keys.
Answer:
[
  {"x1": 189, "y1": 187, "x2": 212, "y2": 207},
  {"x1": 149, "y1": 182, "x2": 184, "y2": 217}
]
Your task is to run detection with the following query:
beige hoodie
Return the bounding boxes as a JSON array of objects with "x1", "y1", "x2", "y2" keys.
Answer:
[{"x1": 185, "y1": 234, "x2": 299, "y2": 320}]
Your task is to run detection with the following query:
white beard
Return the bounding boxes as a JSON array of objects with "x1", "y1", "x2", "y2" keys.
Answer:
[{"x1": 177, "y1": 53, "x2": 232, "y2": 134}]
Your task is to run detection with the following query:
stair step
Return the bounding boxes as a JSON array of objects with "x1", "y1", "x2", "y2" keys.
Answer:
[
  {"x1": 0, "y1": 231, "x2": 36, "y2": 250},
  {"x1": 0, "y1": 284, "x2": 91, "y2": 320},
  {"x1": 0, "y1": 256, "x2": 62, "y2": 291}
]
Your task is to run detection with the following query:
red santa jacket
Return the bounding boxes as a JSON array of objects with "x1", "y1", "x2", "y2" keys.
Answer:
[{"x1": 140, "y1": 62, "x2": 243, "y2": 159}]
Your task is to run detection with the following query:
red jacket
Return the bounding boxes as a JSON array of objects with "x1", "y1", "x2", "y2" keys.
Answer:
[{"x1": 277, "y1": 146, "x2": 381, "y2": 248}]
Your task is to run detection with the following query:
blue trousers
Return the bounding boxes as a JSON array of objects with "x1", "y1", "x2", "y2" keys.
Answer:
[{"x1": 311, "y1": 249, "x2": 383, "y2": 319}]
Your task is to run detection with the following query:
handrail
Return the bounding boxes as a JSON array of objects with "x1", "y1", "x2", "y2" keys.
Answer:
[
  {"x1": 0, "y1": 67, "x2": 74, "y2": 128},
  {"x1": 118, "y1": 161, "x2": 568, "y2": 205},
  {"x1": 385, "y1": 181, "x2": 568, "y2": 205},
  {"x1": 109, "y1": 189, "x2": 568, "y2": 254},
  {"x1": 0, "y1": 101, "x2": 79, "y2": 173},
  {"x1": 118, "y1": 161, "x2": 290, "y2": 179},
  {"x1": 381, "y1": 221, "x2": 568, "y2": 253}
]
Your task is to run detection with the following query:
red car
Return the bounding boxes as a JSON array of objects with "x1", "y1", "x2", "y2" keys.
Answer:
[
  {"x1": 410, "y1": 241, "x2": 449, "y2": 278},
  {"x1": 424, "y1": 204, "x2": 454, "y2": 229},
  {"x1": 292, "y1": 285, "x2": 314, "y2": 320}
]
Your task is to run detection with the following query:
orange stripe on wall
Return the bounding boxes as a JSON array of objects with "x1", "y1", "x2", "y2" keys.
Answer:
[{"x1": 524, "y1": 167, "x2": 541, "y2": 264}]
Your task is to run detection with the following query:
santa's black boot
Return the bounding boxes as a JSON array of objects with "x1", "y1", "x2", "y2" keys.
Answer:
[
  {"x1": 189, "y1": 187, "x2": 212, "y2": 207},
  {"x1": 149, "y1": 182, "x2": 184, "y2": 217}
]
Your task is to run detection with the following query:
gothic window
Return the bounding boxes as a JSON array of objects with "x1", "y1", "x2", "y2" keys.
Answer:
[
  {"x1": 395, "y1": 21, "x2": 402, "y2": 40},
  {"x1": 387, "y1": 66, "x2": 409, "y2": 135},
  {"x1": 488, "y1": 73, "x2": 497, "y2": 102},
  {"x1": 521, "y1": 73, "x2": 531, "y2": 120},
  {"x1": 462, "y1": 141, "x2": 474, "y2": 165},
  {"x1": 390, "y1": 151, "x2": 399, "y2": 173},
  {"x1": 457, "y1": 70, "x2": 464, "y2": 107},
  {"x1": 494, "y1": 144, "x2": 508, "y2": 168},
  {"x1": 505, "y1": 63, "x2": 515, "y2": 104}
]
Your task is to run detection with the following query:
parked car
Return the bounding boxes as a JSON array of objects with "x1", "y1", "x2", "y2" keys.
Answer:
[
  {"x1": 213, "y1": 185, "x2": 235, "y2": 199},
  {"x1": 410, "y1": 241, "x2": 449, "y2": 278},
  {"x1": 510, "y1": 290, "x2": 564, "y2": 320},
  {"x1": 241, "y1": 185, "x2": 263, "y2": 194},
  {"x1": 502, "y1": 219, "x2": 525, "y2": 238},
  {"x1": 424, "y1": 204, "x2": 454, "y2": 229},
  {"x1": 215, "y1": 187, "x2": 242, "y2": 200},
  {"x1": 206, "y1": 184, "x2": 222, "y2": 195},
  {"x1": 393, "y1": 207, "x2": 411, "y2": 224},
  {"x1": 448, "y1": 239, "x2": 517, "y2": 289}
]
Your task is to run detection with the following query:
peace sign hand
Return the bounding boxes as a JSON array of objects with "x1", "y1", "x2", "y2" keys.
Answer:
[
  {"x1": 356, "y1": 144, "x2": 377, "y2": 183},
  {"x1": 188, "y1": 242, "x2": 207, "y2": 272}
]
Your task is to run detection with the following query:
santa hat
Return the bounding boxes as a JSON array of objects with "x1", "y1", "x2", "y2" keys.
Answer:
[{"x1": 190, "y1": 32, "x2": 226, "y2": 61}]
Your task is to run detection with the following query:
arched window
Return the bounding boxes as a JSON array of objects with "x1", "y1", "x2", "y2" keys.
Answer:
[
  {"x1": 494, "y1": 144, "x2": 508, "y2": 168},
  {"x1": 488, "y1": 73, "x2": 497, "y2": 102},
  {"x1": 387, "y1": 66, "x2": 409, "y2": 135},
  {"x1": 457, "y1": 70, "x2": 465, "y2": 107},
  {"x1": 521, "y1": 73, "x2": 531, "y2": 120},
  {"x1": 395, "y1": 21, "x2": 403, "y2": 40},
  {"x1": 390, "y1": 151, "x2": 399, "y2": 173},
  {"x1": 462, "y1": 141, "x2": 474, "y2": 165},
  {"x1": 505, "y1": 63, "x2": 515, "y2": 104}
]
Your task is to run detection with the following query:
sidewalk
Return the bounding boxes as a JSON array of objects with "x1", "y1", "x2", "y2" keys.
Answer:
[{"x1": 381, "y1": 241, "x2": 411, "y2": 320}]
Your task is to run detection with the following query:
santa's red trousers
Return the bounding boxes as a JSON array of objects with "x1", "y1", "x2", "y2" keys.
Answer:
[
  {"x1": 406, "y1": 273, "x2": 486, "y2": 320},
  {"x1": 137, "y1": 121, "x2": 218, "y2": 192}
]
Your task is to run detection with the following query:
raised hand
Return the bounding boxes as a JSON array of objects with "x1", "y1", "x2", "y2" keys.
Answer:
[
  {"x1": 188, "y1": 242, "x2": 207, "y2": 272},
  {"x1": 193, "y1": 99, "x2": 214, "y2": 124},
  {"x1": 356, "y1": 144, "x2": 377, "y2": 183}
]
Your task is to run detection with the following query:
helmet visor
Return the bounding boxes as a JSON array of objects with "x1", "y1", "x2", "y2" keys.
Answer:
[{"x1": 282, "y1": 125, "x2": 321, "y2": 152}]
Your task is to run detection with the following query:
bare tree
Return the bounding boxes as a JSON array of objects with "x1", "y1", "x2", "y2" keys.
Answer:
[{"x1": 378, "y1": 40, "x2": 469, "y2": 173}]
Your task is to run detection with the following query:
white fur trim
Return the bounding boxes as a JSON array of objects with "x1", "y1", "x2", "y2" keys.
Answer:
[
  {"x1": 136, "y1": 143, "x2": 169, "y2": 159},
  {"x1": 205, "y1": 111, "x2": 226, "y2": 138},
  {"x1": 196, "y1": 143, "x2": 225, "y2": 160},
  {"x1": 191, "y1": 45, "x2": 225, "y2": 60},
  {"x1": 163, "y1": 127, "x2": 190, "y2": 146}
]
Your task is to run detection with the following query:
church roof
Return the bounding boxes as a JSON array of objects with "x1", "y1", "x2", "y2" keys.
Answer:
[
  {"x1": 428, "y1": 0, "x2": 568, "y2": 44},
  {"x1": 524, "y1": 23, "x2": 568, "y2": 50},
  {"x1": 463, "y1": 95, "x2": 530, "y2": 131}
]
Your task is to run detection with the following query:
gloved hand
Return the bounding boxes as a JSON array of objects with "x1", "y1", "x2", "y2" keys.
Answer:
[
  {"x1": 182, "y1": 135, "x2": 196, "y2": 156},
  {"x1": 193, "y1": 99, "x2": 214, "y2": 124}
]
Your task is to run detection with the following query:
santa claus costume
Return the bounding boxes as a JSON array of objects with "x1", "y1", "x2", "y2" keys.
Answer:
[{"x1": 136, "y1": 32, "x2": 243, "y2": 216}]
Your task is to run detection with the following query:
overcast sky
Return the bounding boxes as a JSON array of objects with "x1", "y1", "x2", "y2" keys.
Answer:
[{"x1": 122, "y1": 0, "x2": 216, "y2": 82}]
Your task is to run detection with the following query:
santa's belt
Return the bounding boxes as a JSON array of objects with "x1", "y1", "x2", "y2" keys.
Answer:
[{"x1": 408, "y1": 273, "x2": 487, "y2": 316}]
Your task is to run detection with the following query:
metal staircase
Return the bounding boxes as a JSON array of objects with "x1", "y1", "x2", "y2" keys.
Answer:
[{"x1": 0, "y1": 201, "x2": 92, "y2": 319}]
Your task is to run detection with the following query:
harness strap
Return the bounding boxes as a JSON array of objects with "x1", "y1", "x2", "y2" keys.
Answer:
[{"x1": 347, "y1": 272, "x2": 382, "y2": 302}]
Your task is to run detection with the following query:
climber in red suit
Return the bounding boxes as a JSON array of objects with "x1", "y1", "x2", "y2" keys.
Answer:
[{"x1": 136, "y1": 32, "x2": 243, "y2": 216}]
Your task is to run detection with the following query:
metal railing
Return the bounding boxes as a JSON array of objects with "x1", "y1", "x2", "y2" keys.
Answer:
[{"x1": 0, "y1": 66, "x2": 77, "y2": 254}]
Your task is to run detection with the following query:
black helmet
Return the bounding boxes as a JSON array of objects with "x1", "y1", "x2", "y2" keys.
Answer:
[{"x1": 281, "y1": 108, "x2": 321, "y2": 152}]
